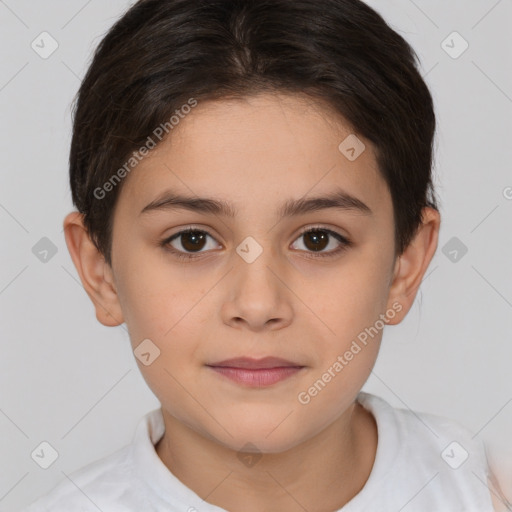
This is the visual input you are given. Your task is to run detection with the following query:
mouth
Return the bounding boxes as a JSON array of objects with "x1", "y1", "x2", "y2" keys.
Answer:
[
  {"x1": 205, "y1": 357, "x2": 305, "y2": 387},
  {"x1": 207, "y1": 356, "x2": 303, "y2": 369}
]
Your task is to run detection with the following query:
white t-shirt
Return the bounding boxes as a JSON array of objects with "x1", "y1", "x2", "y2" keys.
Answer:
[{"x1": 20, "y1": 391, "x2": 495, "y2": 511}]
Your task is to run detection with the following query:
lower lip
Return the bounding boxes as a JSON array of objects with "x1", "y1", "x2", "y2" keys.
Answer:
[{"x1": 207, "y1": 366, "x2": 304, "y2": 387}]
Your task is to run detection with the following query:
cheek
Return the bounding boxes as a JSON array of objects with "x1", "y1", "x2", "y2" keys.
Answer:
[
  {"x1": 114, "y1": 245, "x2": 208, "y2": 339},
  {"x1": 119, "y1": 273, "x2": 205, "y2": 405},
  {"x1": 305, "y1": 254, "x2": 392, "y2": 340},
  {"x1": 294, "y1": 263, "x2": 389, "y2": 414}
]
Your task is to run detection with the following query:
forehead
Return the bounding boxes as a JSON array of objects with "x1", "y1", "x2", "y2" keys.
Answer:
[{"x1": 116, "y1": 92, "x2": 390, "y2": 219}]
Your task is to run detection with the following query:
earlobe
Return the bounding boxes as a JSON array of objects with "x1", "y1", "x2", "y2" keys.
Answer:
[
  {"x1": 385, "y1": 207, "x2": 441, "y2": 325},
  {"x1": 63, "y1": 211, "x2": 124, "y2": 327}
]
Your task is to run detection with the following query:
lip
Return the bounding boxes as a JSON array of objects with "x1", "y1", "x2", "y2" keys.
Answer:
[
  {"x1": 206, "y1": 357, "x2": 305, "y2": 388},
  {"x1": 207, "y1": 356, "x2": 302, "y2": 369},
  {"x1": 207, "y1": 366, "x2": 305, "y2": 387}
]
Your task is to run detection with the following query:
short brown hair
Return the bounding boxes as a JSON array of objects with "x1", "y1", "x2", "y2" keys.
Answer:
[{"x1": 69, "y1": 0, "x2": 439, "y2": 266}]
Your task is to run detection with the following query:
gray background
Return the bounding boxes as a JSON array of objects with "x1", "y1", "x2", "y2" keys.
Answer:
[{"x1": 1, "y1": 0, "x2": 511, "y2": 509}]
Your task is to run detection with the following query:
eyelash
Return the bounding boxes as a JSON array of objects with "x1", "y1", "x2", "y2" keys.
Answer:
[{"x1": 160, "y1": 225, "x2": 352, "y2": 261}]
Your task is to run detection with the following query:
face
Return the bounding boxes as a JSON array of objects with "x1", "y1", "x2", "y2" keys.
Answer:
[{"x1": 106, "y1": 93, "x2": 399, "y2": 453}]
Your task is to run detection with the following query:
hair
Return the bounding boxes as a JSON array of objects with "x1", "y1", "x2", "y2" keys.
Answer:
[{"x1": 69, "y1": 0, "x2": 439, "y2": 267}]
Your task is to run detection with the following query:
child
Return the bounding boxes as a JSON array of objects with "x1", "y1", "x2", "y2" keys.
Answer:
[{"x1": 21, "y1": 0, "x2": 509, "y2": 510}]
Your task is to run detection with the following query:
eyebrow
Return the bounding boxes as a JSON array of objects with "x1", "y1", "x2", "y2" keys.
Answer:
[{"x1": 139, "y1": 188, "x2": 372, "y2": 218}]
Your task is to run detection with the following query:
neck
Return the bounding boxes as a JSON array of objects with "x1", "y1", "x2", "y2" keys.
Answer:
[{"x1": 155, "y1": 401, "x2": 378, "y2": 512}]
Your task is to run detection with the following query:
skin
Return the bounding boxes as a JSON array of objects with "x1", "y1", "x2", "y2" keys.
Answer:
[{"x1": 64, "y1": 92, "x2": 442, "y2": 511}]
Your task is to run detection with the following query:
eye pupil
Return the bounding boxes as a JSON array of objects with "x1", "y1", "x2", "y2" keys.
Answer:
[
  {"x1": 304, "y1": 230, "x2": 328, "y2": 252},
  {"x1": 182, "y1": 231, "x2": 206, "y2": 252}
]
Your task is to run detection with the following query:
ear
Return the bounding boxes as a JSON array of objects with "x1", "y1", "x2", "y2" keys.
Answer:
[
  {"x1": 385, "y1": 207, "x2": 441, "y2": 324},
  {"x1": 63, "y1": 211, "x2": 124, "y2": 327}
]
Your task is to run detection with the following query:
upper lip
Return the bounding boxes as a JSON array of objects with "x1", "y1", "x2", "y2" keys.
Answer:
[{"x1": 207, "y1": 357, "x2": 304, "y2": 369}]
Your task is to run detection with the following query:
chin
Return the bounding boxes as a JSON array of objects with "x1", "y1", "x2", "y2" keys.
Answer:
[{"x1": 213, "y1": 423, "x2": 305, "y2": 455}]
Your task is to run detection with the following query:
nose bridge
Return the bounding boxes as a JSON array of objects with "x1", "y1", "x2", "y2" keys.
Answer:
[
  {"x1": 222, "y1": 233, "x2": 293, "y2": 329},
  {"x1": 234, "y1": 234, "x2": 280, "y2": 293}
]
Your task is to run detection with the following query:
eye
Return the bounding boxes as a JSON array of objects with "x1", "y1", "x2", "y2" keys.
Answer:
[
  {"x1": 161, "y1": 228, "x2": 221, "y2": 260},
  {"x1": 291, "y1": 226, "x2": 352, "y2": 258},
  {"x1": 160, "y1": 225, "x2": 352, "y2": 261}
]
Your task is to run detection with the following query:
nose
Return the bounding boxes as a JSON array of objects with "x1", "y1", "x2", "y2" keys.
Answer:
[{"x1": 221, "y1": 244, "x2": 294, "y2": 332}]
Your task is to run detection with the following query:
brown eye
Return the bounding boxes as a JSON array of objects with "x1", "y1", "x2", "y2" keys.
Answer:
[
  {"x1": 302, "y1": 230, "x2": 330, "y2": 252},
  {"x1": 163, "y1": 229, "x2": 220, "y2": 258},
  {"x1": 179, "y1": 231, "x2": 207, "y2": 252},
  {"x1": 291, "y1": 227, "x2": 351, "y2": 258}
]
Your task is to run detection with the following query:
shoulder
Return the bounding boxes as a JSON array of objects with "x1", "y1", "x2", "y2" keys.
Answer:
[
  {"x1": 360, "y1": 391, "x2": 489, "y2": 467},
  {"x1": 19, "y1": 444, "x2": 139, "y2": 512},
  {"x1": 19, "y1": 409, "x2": 165, "y2": 512},
  {"x1": 356, "y1": 392, "x2": 496, "y2": 510}
]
